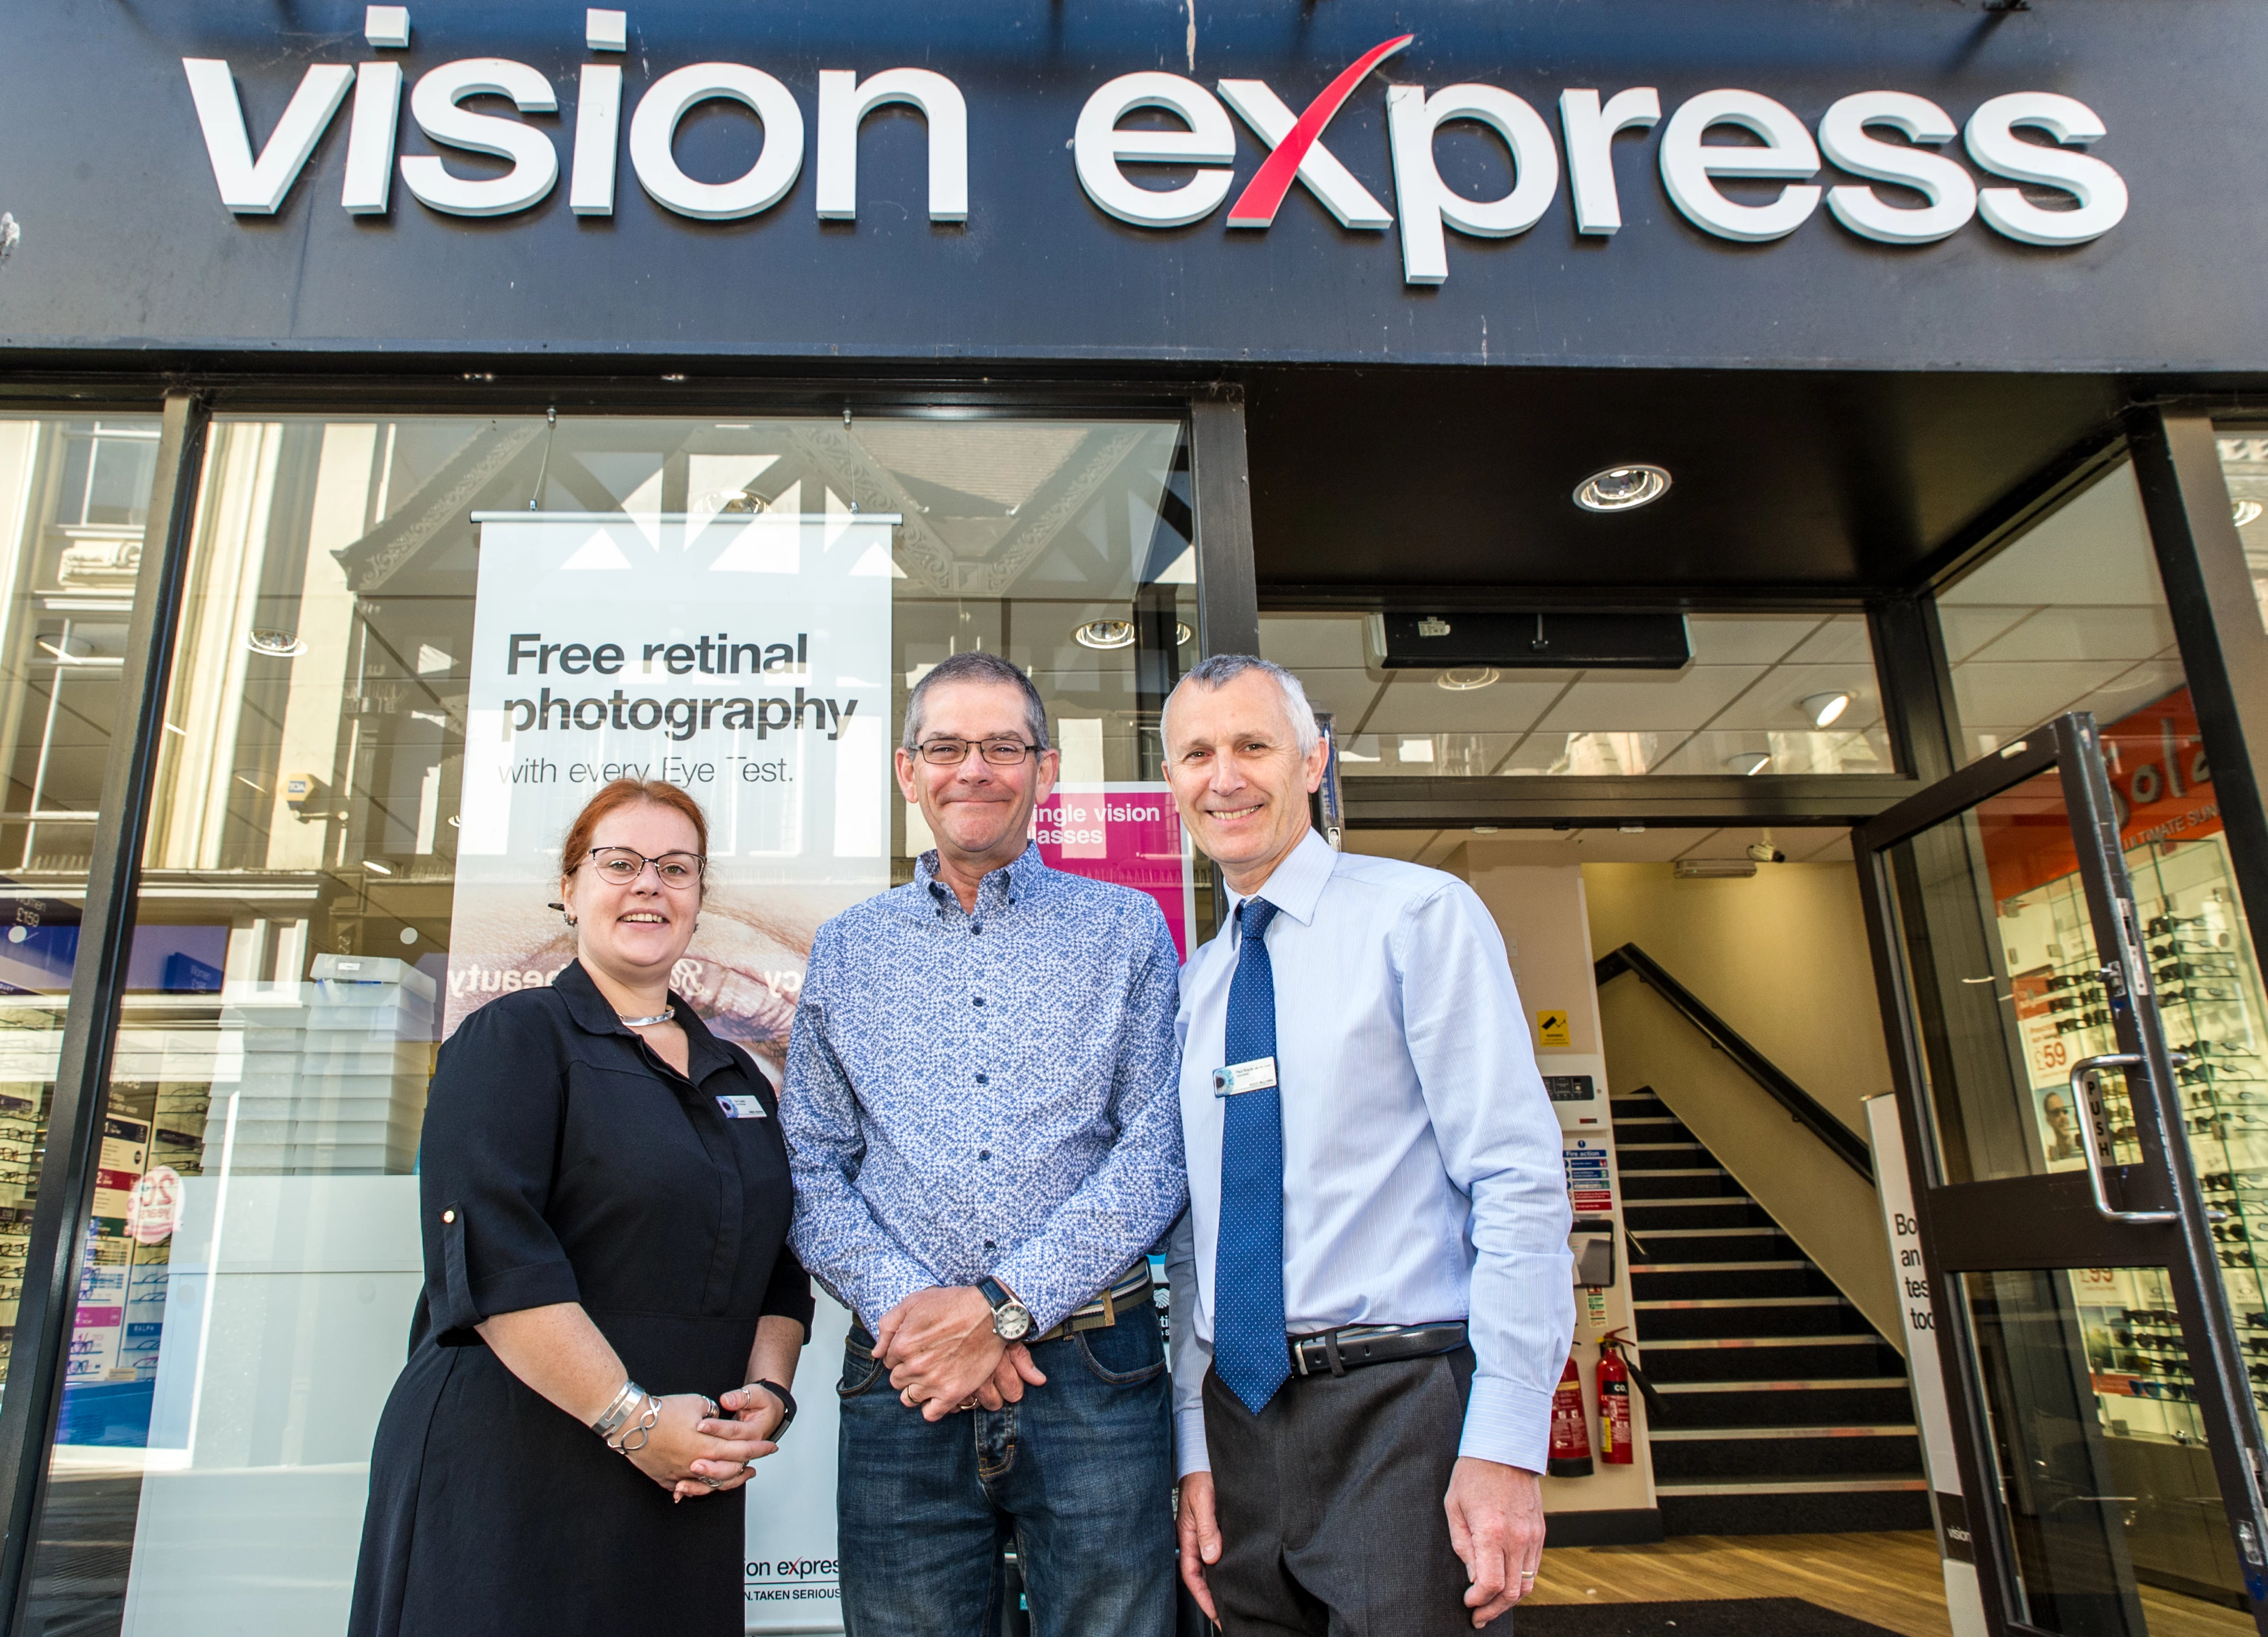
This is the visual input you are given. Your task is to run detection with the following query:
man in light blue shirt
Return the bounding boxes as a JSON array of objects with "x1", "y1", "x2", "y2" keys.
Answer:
[
  {"x1": 1162, "y1": 654, "x2": 1572, "y2": 1634},
  {"x1": 783, "y1": 650, "x2": 1186, "y2": 1637}
]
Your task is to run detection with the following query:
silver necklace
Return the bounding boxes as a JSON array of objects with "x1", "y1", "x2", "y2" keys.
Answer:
[{"x1": 619, "y1": 1007, "x2": 675, "y2": 1028}]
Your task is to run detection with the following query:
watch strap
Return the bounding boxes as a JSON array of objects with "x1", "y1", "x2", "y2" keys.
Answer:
[
  {"x1": 975, "y1": 1275, "x2": 1013, "y2": 1312},
  {"x1": 749, "y1": 1378, "x2": 797, "y2": 1434}
]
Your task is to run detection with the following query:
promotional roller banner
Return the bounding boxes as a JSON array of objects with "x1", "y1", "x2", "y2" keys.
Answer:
[{"x1": 455, "y1": 507, "x2": 897, "y2": 1627}]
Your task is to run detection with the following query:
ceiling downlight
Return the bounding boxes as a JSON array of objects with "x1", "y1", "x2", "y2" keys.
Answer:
[{"x1": 1573, "y1": 464, "x2": 1672, "y2": 513}]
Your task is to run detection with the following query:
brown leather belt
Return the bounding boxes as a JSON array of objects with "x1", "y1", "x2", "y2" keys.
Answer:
[
  {"x1": 1030, "y1": 1262, "x2": 1154, "y2": 1345},
  {"x1": 1288, "y1": 1320, "x2": 1469, "y2": 1378}
]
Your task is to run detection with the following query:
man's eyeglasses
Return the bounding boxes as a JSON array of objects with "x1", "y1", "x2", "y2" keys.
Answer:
[
  {"x1": 913, "y1": 738, "x2": 1042, "y2": 767},
  {"x1": 583, "y1": 847, "x2": 706, "y2": 888}
]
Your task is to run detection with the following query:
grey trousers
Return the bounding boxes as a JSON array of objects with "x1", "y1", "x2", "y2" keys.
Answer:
[{"x1": 1200, "y1": 1347, "x2": 1495, "y2": 1637}]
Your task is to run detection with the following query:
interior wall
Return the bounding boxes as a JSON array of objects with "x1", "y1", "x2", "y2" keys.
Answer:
[{"x1": 1581, "y1": 860, "x2": 1903, "y2": 1347}]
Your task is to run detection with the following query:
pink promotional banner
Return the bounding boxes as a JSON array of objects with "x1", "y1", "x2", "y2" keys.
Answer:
[{"x1": 1032, "y1": 783, "x2": 1198, "y2": 959}]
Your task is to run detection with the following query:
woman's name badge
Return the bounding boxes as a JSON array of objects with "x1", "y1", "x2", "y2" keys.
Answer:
[
  {"x1": 1212, "y1": 1057, "x2": 1278, "y2": 1098},
  {"x1": 716, "y1": 1095, "x2": 768, "y2": 1120}
]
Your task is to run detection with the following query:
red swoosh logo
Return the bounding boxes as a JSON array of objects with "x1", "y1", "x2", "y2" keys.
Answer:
[{"x1": 1225, "y1": 33, "x2": 1414, "y2": 229}]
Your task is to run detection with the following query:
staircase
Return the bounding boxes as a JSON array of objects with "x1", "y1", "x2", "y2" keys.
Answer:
[{"x1": 1612, "y1": 1085, "x2": 1933, "y2": 1535}]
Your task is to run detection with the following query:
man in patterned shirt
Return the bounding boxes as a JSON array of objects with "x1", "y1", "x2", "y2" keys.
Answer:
[{"x1": 782, "y1": 649, "x2": 1187, "y2": 1637}]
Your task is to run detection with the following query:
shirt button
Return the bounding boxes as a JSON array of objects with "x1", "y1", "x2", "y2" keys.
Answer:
[
  {"x1": 973, "y1": 996, "x2": 985, "y2": 1007},
  {"x1": 441, "y1": 1210, "x2": 455, "y2": 1224},
  {"x1": 971, "y1": 922, "x2": 983, "y2": 935},
  {"x1": 975, "y1": 1073, "x2": 988, "y2": 1085},
  {"x1": 979, "y1": 1150, "x2": 991, "y2": 1161},
  {"x1": 984, "y1": 1239, "x2": 996, "y2": 1250}
]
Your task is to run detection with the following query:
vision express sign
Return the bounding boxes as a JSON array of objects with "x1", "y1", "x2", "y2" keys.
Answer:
[
  {"x1": 185, "y1": 20, "x2": 2125, "y2": 282},
  {"x1": 3, "y1": 0, "x2": 2262, "y2": 371}
]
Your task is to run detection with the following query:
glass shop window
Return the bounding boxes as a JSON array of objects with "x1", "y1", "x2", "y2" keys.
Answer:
[
  {"x1": 2215, "y1": 429, "x2": 2268, "y2": 635},
  {"x1": 14, "y1": 411, "x2": 1196, "y2": 1637},
  {"x1": 1258, "y1": 610, "x2": 1892, "y2": 777},
  {"x1": 1932, "y1": 456, "x2": 2268, "y2": 1465},
  {"x1": 0, "y1": 415, "x2": 164, "y2": 1396}
]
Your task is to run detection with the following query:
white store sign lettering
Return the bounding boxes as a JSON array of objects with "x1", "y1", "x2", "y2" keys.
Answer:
[{"x1": 184, "y1": 11, "x2": 2127, "y2": 285}]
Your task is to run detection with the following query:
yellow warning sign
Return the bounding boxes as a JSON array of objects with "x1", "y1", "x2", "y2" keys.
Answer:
[{"x1": 1537, "y1": 1010, "x2": 1572, "y2": 1048}]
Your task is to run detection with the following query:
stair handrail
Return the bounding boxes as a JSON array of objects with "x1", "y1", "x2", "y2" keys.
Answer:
[{"x1": 1593, "y1": 942, "x2": 1875, "y2": 1182}]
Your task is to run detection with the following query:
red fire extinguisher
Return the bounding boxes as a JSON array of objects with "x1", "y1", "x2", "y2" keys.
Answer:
[
  {"x1": 1548, "y1": 1352, "x2": 1594, "y2": 1477},
  {"x1": 1597, "y1": 1329, "x2": 1641, "y2": 1464}
]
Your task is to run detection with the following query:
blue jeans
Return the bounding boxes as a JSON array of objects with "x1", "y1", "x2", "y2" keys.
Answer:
[{"x1": 836, "y1": 1301, "x2": 1177, "y2": 1637}]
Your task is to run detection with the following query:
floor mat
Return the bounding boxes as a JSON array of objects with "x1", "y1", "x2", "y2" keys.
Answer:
[{"x1": 1518, "y1": 1598, "x2": 1904, "y2": 1637}]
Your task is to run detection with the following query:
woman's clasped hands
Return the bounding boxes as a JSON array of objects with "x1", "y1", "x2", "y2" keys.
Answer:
[{"x1": 610, "y1": 1390, "x2": 783, "y2": 1503}]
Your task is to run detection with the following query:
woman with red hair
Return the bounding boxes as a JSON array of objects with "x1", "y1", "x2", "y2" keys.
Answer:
[{"x1": 350, "y1": 779, "x2": 811, "y2": 1637}]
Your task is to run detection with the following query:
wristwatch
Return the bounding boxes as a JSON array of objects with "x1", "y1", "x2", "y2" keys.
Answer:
[
  {"x1": 747, "y1": 1379, "x2": 797, "y2": 1436},
  {"x1": 975, "y1": 1275, "x2": 1034, "y2": 1342}
]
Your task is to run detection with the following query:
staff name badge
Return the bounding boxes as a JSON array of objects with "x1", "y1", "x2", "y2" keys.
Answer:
[
  {"x1": 716, "y1": 1095, "x2": 768, "y2": 1120},
  {"x1": 1212, "y1": 1057, "x2": 1279, "y2": 1098}
]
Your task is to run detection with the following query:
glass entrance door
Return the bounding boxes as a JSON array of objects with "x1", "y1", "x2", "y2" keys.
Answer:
[{"x1": 1860, "y1": 711, "x2": 2268, "y2": 1635}]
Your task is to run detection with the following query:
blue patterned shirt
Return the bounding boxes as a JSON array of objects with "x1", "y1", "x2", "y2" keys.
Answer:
[{"x1": 782, "y1": 843, "x2": 1187, "y2": 1333}]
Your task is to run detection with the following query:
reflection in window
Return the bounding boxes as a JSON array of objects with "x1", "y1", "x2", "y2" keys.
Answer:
[
  {"x1": 1939, "y1": 461, "x2": 2185, "y2": 765},
  {"x1": 1263, "y1": 611, "x2": 1892, "y2": 777},
  {"x1": 20, "y1": 412, "x2": 1198, "y2": 1637}
]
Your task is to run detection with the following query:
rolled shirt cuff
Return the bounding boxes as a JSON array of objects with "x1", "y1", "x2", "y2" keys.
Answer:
[
  {"x1": 1457, "y1": 1375, "x2": 1554, "y2": 1474},
  {"x1": 1175, "y1": 1406, "x2": 1211, "y2": 1479}
]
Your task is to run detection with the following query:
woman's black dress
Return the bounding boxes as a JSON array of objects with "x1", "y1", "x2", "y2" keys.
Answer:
[{"x1": 349, "y1": 960, "x2": 813, "y2": 1637}]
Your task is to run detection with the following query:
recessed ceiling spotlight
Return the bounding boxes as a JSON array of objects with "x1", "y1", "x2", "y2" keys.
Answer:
[
  {"x1": 363, "y1": 858, "x2": 393, "y2": 875},
  {"x1": 2236, "y1": 499, "x2": 2264, "y2": 528},
  {"x1": 1175, "y1": 622, "x2": 1194, "y2": 647},
  {"x1": 1726, "y1": 750, "x2": 1771, "y2": 776},
  {"x1": 245, "y1": 628, "x2": 307, "y2": 657},
  {"x1": 1073, "y1": 619, "x2": 1136, "y2": 650},
  {"x1": 1802, "y1": 690, "x2": 1854, "y2": 728},
  {"x1": 1472, "y1": 825, "x2": 1501, "y2": 834},
  {"x1": 1437, "y1": 667, "x2": 1500, "y2": 692},
  {"x1": 1574, "y1": 464, "x2": 1672, "y2": 514}
]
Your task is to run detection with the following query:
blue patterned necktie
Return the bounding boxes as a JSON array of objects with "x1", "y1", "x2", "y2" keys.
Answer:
[{"x1": 1214, "y1": 897, "x2": 1290, "y2": 1415}]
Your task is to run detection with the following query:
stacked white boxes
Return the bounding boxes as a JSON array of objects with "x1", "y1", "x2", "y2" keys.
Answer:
[{"x1": 211, "y1": 955, "x2": 435, "y2": 1176}]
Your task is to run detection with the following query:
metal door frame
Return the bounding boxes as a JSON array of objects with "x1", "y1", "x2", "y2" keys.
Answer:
[{"x1": 1857, "y1": 710, "x2": 2268, "y2": 1635}]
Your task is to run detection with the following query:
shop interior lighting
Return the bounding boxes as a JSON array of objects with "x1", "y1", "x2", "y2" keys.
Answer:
[
  {"x1": 1676, "y1": 858, "x2": 1759, "y2": 879},
  {"x1": 1072, "y1": 620, "x2": 1137, "y2": 650},
  {"x1": 1175, "y1": 622, "x2": 1194, "y2": 646},
  {"x1": 1471, "y1": 825, "x2": 1501, "y2": 834},
  {"x1": 1573, "y1": 464, "x2": 1672, "y2": 513},
  {"x1": 245, "y1": 628, "x2": 307, "y2": 657},
  {"x1": 2236, "y1": 499, "x2": 2264, "y2": 528},
  {"x1": 35, "y1": 639, "x2": 81, "y2": 664},
  {"x1": 1437, "y1": 666, "x2": 1501, "y2": 691},
  {"x1": 1725, "y1": 750, "x2": 1772, "y2": 775},
  {"x1": 1802, "y1": 690, "x2": 1854, "y2": 728},
  {"x1": 363, "y1": 859, "x2": 393, "y2": 875}
]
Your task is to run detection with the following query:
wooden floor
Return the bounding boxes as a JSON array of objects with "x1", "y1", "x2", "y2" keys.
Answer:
[{"x1": 1532, "y1": 1531, "x2": 2254, "y2": 1637}]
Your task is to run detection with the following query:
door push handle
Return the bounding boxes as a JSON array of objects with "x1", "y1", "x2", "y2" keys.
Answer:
[{"x1": 2068, "y1": 1054, "x2": 2180, "y2": 1225}]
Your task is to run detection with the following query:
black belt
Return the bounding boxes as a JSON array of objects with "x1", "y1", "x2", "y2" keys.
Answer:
[{"x1": 1288, "y1": 1321, "x2": 1469, "y2": 1379}]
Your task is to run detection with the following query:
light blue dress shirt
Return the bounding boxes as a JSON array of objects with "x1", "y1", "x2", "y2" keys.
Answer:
[
  {"x1": 1165, "y1": 828, "x2": 1573, "y2": 1476},
  {"x1": 784, "y1": 843, "x2": 1187, "y2": 1334}
]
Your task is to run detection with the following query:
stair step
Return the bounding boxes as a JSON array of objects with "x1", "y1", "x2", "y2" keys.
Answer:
[
  {"x1": 1650, "y1": 1384, "x2": 1918, "y2": 1428},
  {"x1": 1638, "y1": 1303, "x2": 1875, "y2": 1341},
  {"x1": 1640, "y1": 1335, "x2": 1886, "y2": 1349},
  {"x1": 1650, "y1": 1432, "x2": 1926, "y2": 1481},
  {"x1": 1632, "y1": 1226, "x2": 1785, "y2": 1237},
  {"x1": 1624, "y1": 1197, "x2": 1756, "y2": 1208},
  {"x1": 1635, "y1": 1296, "x2": 1846, "y2": 1311},
  {"x1": 1636, "y1": 1261, "x2": 1807, "y2": 1273},
  {"x1": 1649, "y1": 1424, "x2": 1920, "y2": 1441},
  {"x1": 1655, "y1": 1377, "x2": 1909, "y2": 1393},
  {"x1": 1654, "y1": 1477, "x2": 1928, "y2": 1495},
  {"x1": 1619, "y1": 1142, "x2": 1710, "y2": 1151}
]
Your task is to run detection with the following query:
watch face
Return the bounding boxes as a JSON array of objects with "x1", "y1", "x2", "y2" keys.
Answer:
[{"x1": 995, "y1": 1305, "x2": 1033, "y2": 1341}]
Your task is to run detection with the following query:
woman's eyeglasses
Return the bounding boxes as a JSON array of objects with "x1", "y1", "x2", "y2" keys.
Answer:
[{"x1": 582, "y1": 847, "x2": 705, "y2": 888}]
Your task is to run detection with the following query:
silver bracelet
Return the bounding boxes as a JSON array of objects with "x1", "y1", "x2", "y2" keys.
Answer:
[
  {"x1": 591, "y1": 1380, "x2": 644, "y2": 1440},
  {"x1": 609, "y1": 1393, "x2": 662, "y2": 1455}
]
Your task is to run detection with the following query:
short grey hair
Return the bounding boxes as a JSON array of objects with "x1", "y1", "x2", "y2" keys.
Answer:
[
  {"x1": 902, "y1": 650, "x2": 1051, "y2": 752},
  {"x1": 1163, "y1": 654, "x2": 1321, "y2": 754}
]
